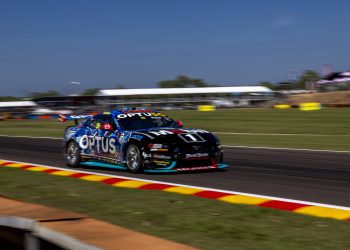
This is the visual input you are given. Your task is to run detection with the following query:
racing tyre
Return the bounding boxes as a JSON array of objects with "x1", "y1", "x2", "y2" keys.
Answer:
[
  {"x1": 65, "y1": 141, "x2": 81, "y2": 167},
  {"x1": 126, "y1": 144, "x2": 143, "y2": 173}
]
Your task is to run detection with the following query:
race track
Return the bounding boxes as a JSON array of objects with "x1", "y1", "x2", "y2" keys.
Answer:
[{"x1": 0, "y1": 136, "x2": 349, "y2": 207}]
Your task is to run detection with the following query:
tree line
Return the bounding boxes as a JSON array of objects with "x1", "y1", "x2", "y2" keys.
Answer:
[
  {"x1": 260, "y1": 70, "x2": 319, "y2": 90},
  {"x1": 0, "y1": 70, "x2": 320, "y2": 100}
]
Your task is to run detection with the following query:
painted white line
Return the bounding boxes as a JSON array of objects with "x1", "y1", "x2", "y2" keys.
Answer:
[
  {"x1": 2, "y1": 158, "x2": 350, "y2": 212},
  {"x1": 214, "y1": 132, "x2": 350, "y2": 137},
  {"x1": 1, "y1": 134, "x2": 349, "y2": 153},
  {"x1": 0, "y1": 135, "x2": 61, "y2": 140},
  {"x1": 222, "y1": 145, "x2": 350, "y2": 153}
]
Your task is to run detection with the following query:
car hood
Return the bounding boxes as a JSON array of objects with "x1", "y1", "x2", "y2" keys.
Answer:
[{"x1": 131, "y1": 127, "x2": 218, "y2": 145}]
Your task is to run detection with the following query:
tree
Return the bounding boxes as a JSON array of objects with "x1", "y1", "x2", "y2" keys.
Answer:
[
  {"x1": 81, "y1": 88, "x2": 100, "y2": 96},
  {"x1": 259, "y1": 81, "x2": 275, "y2": 90},
  {"x1": 157, "y1": 75, "x2": 214, "y2": 88},
  {"x1": 0, "y1": 96, "x2": 23, "y2": 101},
  {"x1": 29, "y1": 90, "x2": 61, "y2": 99},
  {"x1": 297, "y1": 70, "x2": 320, "y2": 89},
  {"x1": 115, "y1": 84, "x2": 126, "y2": 89}
]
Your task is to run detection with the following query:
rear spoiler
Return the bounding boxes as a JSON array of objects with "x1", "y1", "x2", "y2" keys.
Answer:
[{"x1": 58, "y1": 114, "x2": 93, "y2": 124}]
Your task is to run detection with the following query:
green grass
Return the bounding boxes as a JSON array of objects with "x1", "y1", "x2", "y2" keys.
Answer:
[
  {"x1": 219, "y1": 134, "x2": 350, "y2": 150},
  {"x1": 0, "y1": 108, "x2": 350, "y2": 150},
  {"x1": 0, "y1": 119, "x2": 67, "y2": 137},
  {"x1": 167, "y1": 108, "x2": 350, "y2": 135},
  {"x1": 1, "y1": 167, "x2": 349, "y2": 250}
]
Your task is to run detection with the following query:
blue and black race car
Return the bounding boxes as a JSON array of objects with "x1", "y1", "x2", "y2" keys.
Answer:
[{"x1": 60, "y1": 109, "x2": 228, "y2": 173}]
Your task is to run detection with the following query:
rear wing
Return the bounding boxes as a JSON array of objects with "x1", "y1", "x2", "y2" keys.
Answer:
[{"x1": 58, "y1": 114, "x2": 93, "y2": 124}]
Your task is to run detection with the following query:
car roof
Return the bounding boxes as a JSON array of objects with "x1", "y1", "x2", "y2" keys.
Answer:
[{"x1": 106, "y1": 109, "x2": 159, "y2": 117}]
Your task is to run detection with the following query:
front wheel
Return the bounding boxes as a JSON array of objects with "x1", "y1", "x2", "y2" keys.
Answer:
[
  {"x1": 65, "y1": 141, "x2": 81, "y2": 167},
  {"x1": 126, "y1": 144, "x2": 143, "y2": 173}
]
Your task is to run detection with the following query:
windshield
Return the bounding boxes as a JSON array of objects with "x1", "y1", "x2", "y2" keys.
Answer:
[{"x1": 117, "y1": 113, "x2": 180, "y2": 130}]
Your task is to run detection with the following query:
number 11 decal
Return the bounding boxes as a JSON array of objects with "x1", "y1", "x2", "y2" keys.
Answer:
[{"x1": 178, "y1": 133, "x2": 205, "y2": 143}]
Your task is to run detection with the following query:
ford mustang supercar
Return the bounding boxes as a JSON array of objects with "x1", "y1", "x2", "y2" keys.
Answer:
[{"x1": 61, "y1": 109, "x2": 228, "y2": 173}]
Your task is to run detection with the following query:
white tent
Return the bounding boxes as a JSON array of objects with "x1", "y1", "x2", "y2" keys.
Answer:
[
  {"x1": 0, "y1": 101, "x2": 37, "y2": 108},
  {"x1": 340, "y1": 72, "x2": 350, "y2": 76},
  {"x1": 316, "y1": 71, "x2": 350, "y2": 84},
  {"x1": 97, "y1": 86, "x2": 272, "y2": 96}
]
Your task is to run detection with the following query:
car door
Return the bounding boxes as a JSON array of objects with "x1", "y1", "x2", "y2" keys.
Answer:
[
  {"x1": 78, "y1": 116, "x2": 99, "y2": 157},
  {"x1": 97, "y1": 114, "x2": 120, "y2": 163},
  {"x1": 88, "y1": 115, "x2": 103, "y2": 157}
]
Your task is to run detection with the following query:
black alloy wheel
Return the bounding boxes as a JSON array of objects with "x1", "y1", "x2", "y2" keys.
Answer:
[
  {"x1": 66, "y1": 141, "x2": 81, "y2": 167},
  {"x1": 126, "y1": 144, "x2": 143, "y2": 173}
]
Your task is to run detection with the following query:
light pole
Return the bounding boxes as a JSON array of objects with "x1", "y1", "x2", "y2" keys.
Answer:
[
  {"x1": 67, "y1": 82, "x2": 81, "y2": 108},
  {"x1": 68, "y1": 82, "x2": 81, "y2": 96}
]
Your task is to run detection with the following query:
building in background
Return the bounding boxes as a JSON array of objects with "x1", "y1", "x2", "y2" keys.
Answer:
[
  {"x1": 0, "y1": 86, "x2": 273, "y2": 118},
  {"x1": 95, "y1": 86, "x2": 273, "y2": 110},
  {"x1": 315, "y1": 71, "x2": 350, "y2": 91},
  {"x1": 0, "y1": 101, "x2": 38, "y2": 119}
]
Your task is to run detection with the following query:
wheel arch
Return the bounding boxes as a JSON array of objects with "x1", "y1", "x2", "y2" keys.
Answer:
[
  {"x1": 64, "y1": 139, "x2": 82, "y2": 167},
  {"x1": 124, "y1": 137, "x2": 152, "y2": 164},
  {"x1": 123, "y1": 138, "x2": 146, "y2": 159},
  {"x1": 64, "y1": 138, "x2": 79, "y2": 151}
]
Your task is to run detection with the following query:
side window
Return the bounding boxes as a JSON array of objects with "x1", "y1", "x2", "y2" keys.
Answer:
[
  {"x1": 103, "y1": 115, "x2": 117, "y2": 130},
  {"x1": 86, "y1": 114, "x2": 117, "y2": 130},
  {"x1": 94, "y1": 115, "x2": 105, "y2": 129},
  {"x1": 85, "y1": 118, "x2": 95, "y2": 128}
]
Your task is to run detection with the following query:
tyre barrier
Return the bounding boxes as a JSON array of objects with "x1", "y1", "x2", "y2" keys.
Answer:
[
  {"x1": 274, "y1": 103, "x2": 350, "y2": 109},
  {"x1": 274, "y1": 103, "x2": 322, "y2": 110}
]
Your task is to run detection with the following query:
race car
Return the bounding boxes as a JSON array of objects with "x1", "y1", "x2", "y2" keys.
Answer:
[{"x1": 60, "y1": 109, "x2": 228, "y2": 173}]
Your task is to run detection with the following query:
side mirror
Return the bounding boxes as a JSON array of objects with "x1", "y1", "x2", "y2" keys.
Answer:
[
  {"x1": 176, "y1": 120, "x2": 184, "y2": 128},
  {"x1": 101, "y1": 123, "x2": 114, "y2": 131}
]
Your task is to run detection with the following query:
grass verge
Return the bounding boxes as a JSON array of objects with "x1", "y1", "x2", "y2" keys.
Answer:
[
  {"x1": 168, "y1": 108, "x2": 350, "y2": 135},
  {"x1": 0, "y1": 167, "x2": 349, "y2": 250},
  {"x1": 219, "y1": 134, "x2": 350, "y2": 151},
  {"x1": 0, "y1": 108, "x2": 349, "y2": 150}
]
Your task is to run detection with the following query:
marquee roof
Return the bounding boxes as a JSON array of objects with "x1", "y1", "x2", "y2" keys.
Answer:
[
  {"x1": 97, "y1": 86, "x2": 272, "y2": 96},
  {"x1": 0, "y1": 101, "x2": 38, "y2": 108}
]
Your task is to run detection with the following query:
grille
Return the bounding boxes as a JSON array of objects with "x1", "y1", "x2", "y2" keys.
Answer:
[
  {"x1": 176, "y1": 159, "x2": 212, "y2": 169},
  {"x1": 190, "y1": 145, "x2": 210, "y2": 153},
  {"x1": 175, "y1": 144, "x2": 211, "y2": 154}
]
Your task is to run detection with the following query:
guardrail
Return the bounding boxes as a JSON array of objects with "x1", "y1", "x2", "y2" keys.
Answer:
[{"x1": 0, "y1": 216, "x2": 100, "y2": 250}]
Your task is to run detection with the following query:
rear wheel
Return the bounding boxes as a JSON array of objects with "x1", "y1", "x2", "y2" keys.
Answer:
[
  {"x1": 126, "y1": 144, "x2": 143, "y2": 173},
  {"x1": 65, "y1": 141, "x2": 81, "y2": 167}
]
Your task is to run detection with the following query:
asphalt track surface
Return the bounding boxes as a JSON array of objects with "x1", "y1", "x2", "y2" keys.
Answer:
[{"x1": 0, "y1": 136, "x2": 349, "y2": 207}]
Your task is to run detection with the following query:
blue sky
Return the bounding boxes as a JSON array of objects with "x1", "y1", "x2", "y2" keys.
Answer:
[{"x1": 1, "y1": 0, "x2": 350, "y2": 96}]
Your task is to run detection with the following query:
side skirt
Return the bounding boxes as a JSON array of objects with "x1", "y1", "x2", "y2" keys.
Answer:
[{"x1": 80, "y1": 161, "x2": 127, "y2": 170}]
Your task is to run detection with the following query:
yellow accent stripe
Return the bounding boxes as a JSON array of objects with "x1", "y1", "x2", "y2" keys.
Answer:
[
  {"x1": 294, "y1": 206, "x2": 350, "y2": 220},
  {"x1": 4, "y1": 163, "x2": 26, "y2": 168},
  {"x1": 164, "y1": 186, "x2": 203, "y2": 195},
  {"x1": 0, "y1": 160, "x2": 9, "y2": 165},
  {"x1": 113, "y1": 180, "x2": 151, "y2": 188},
  {"x1": 50, "y1": 170, "x2": 77, "y2": 176},
  {"x1": 218, "y1": 195, "x2": 270, "y2": 205},
  {"x1": 26, "y1": 166, "x2": 51, "y2": 172},
  {"x1": 80, "y1": 175, "x2": 110, "y2": 182}
]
